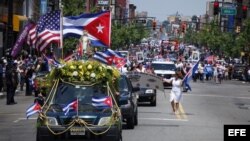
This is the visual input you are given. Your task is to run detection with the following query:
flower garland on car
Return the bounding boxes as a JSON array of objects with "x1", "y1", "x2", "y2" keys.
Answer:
[{"x1": 45, "y1": 60, "x2": 120, "y2": 89}]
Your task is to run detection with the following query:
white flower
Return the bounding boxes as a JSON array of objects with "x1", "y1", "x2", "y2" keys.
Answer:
[
  {"x1": 72, "y1": 71, "x2": 78, "y2": 76},
  {"x1": 90, "y1": 73, "x2": 96, "y2": 78}
]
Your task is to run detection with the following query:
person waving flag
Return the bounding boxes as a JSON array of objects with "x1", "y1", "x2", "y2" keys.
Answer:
[{"x1": 183, "y1": 61, "x2": 199, "y2": 91}]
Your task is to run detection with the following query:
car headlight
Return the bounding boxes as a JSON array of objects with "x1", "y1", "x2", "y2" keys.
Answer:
[
  {"x1": 145, "y1": 89, "x2": 154, "y2": 93},
  {"x1": 98, "y1": 117, "x2": 111, "y2": 126},
  {"x1": 46, "y1": 117, "x2": 58, "y2": 125}
]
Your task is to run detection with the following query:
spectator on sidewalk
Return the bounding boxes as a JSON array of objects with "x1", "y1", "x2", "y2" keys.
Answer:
[
  {"x1": 0, "y1": 59, "x2": 3, "y2": 92},
  {"x1": 6, "y1": 59, "x2": 18, "y2": 105}
]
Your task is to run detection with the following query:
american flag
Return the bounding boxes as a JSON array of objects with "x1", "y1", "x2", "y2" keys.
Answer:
[
  {"x1": 36, "y1": 10, "x2": 61, "y2": 51},
  {"x1": 26, "y1": 24, "x2": 37, "y2": 47}
]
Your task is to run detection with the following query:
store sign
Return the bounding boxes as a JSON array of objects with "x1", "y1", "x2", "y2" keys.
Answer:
[{"x1": 98, "y1": 0, "x2": 109, "y2": 5}]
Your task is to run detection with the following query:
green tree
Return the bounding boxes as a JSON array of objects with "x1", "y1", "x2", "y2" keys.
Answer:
[
  {"x1": 235, "y1": 19, "x2": 250, "y2": 62},
  {"x1": 111, "y1": 23, "x2": 149, "y2": 50}
]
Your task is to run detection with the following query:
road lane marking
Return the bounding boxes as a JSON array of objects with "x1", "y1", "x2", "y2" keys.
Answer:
[
  {"x1": 178, "y1": 104, "x2": 188, "y2": 119},
  {"x1": 13, "y1": 117, "x2": 37, "y2": 123},
  {"x1": 175, "y1": 111, "x2": 182, "y2": 119},
  {"x1": 185, "y1": 94, "x2": 250, "y2": 100},
  {"x1": 139, "y1": 117, "x2": 188, "y2": 121}
]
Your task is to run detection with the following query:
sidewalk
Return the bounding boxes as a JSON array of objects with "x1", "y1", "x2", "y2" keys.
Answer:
[{"x1": 0, "y1": 92, "x2": 5, "y2": 99}]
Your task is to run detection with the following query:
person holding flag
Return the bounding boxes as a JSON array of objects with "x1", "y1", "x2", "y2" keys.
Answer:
[{"x1": 163, "y1": 71, "x2": 183, "y2": 113}]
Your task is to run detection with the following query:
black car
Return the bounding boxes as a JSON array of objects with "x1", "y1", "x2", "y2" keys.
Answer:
[
  {"x1": 137, "y1": 88, "x2": 157, "y2": 106},
  {"x1": 233, "y1": 64, "x2": 247, "y2": 80},
  {"x1": 36, "y1": 81, "x2": 122, "y2": 141},
  {"x1": 119, "y1": 75, "x2": 139, "y2": 129}
]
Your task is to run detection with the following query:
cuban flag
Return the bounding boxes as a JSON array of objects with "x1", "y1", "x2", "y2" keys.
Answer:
[
  {"x1": 92, "y1": 96, "x2": 113, "y2": 109},
  {"x1": 62, "y1": 100, "x2": 78, "y2": 115},
  {"x1": 26, "y1": 102, "x2": 41, "y2": 119},
  {"x1": 93, "y1": 51, "x2": 113, "y2": 65},
  {"x1": 183, "y1": 61, "x2": 199, "y2": 91},
  {"x1": 93, "y1": 49, "x2": 126, "y2": 68},
  {"x1": 43, "y1": 54, "x2": 61, "y2": 68},
  {"x1": 63, "y1": 11, "x2": 111, "y2": 47}
]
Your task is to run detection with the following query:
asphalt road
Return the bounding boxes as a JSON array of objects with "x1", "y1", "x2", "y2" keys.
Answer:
[{"x1": 0, "y1": 80, "x2": 250, "y2": 141}]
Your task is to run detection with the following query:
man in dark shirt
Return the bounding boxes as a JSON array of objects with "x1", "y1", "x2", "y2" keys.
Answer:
[
  {"x1": 0, "y1": 59, "x2": 3, "y2": 92},
  {"x1": 6, "y1": 61, "x2": 18, "y2": 105}
]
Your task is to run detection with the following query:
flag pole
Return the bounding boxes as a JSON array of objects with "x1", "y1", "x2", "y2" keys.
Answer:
[
  {"x1": 76, "y1": 97, "x2": 79, "y2": 118},
  {"x1": 59, "y1": 0, "x2": 64, "y2": 59},
  {"x1": 108, "y1": 10, "x2": 111, "y2": 48}
]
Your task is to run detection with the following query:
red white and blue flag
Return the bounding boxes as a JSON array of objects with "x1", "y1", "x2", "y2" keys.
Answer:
[
  {"x1": 63, "y1": 11, "x2": 111, "y2": 47},
  {"x1": 92, "y1": 96, "x2": 113, "y2": 109},
  {"x1": 36, "y1": 10, "x2": 61, "y2": 51},
  {"x1": 183, "y1": 61, "x2": 199, "y2": 91},
  {"x1": 26, "y1": 102, "x2": 41, "y2": 119},
  {"x1": 93, "y1": 49, "x2": 126, "y2": 68},
  {"x1": 62, "y1": 100, "x2": 78, "y2": 115}
]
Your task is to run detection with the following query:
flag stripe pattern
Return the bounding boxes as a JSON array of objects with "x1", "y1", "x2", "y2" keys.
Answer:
[
  {"x1": 93, "y1": 49, "x2": 126, "y2": 68},
  {"x1": 183, "y1": 61, "x2": 199, "y2": 91},
  {"x1": 92, "y1": 96, "x2": 113, "y2": 108},
  {"x1": 63, "y1": 11, "x2": 111, "y2": 47},
  {"x1": 36, "y1": 10, "x2": 60, "y2": 51},
  {"x1": 27, "y1": 25, "x2": 37, "y2": 47},
  {"x1": 26, "y1": 102, "x2": 41, "y2": 119},
  {"x1": 62, "y1": 100, "x2": 78, "y2": 115}
]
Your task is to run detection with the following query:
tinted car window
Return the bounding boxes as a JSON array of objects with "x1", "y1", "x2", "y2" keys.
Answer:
[
  {"x1": 152, "y1": 63, "x2": 176, "y2": 71},
  {"x1": 53, "y1": 83, "x2": 108, "y2": 105},
  {"x1": 119, "y1": 77, "x2": 129, "y2": 92}
]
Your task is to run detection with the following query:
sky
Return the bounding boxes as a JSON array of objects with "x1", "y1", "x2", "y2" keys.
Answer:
[{"x1": 130, "y1": 0, "x2": 209, "y2": 21}]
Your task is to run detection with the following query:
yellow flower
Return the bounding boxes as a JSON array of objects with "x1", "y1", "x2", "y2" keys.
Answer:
[
  {"x1": 87, "y1": 64, "x2": 92, "y2": 70},
  {"x1": 70, "y1": 65, "x2": 75, "y2": 69},
  {"x1": 99, "y1": 66, "x2": 103, "y2": 71},
  {"x1": 78, "y1": 65, "x2": 83, "y2": 69},
  {"x1": 86, "y1": 71, "x2": 90, "y2": 76}
]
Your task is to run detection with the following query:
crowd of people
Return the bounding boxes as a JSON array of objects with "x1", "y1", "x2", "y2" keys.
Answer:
[{"x1": 0, "y1": 54, "x2": 52, "y2": 105}]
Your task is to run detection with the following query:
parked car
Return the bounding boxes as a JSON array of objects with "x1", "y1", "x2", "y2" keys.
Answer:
[
  {"x1": 233, "y1": 64, "x2": 247, "y2": 80},
  {"x1": 137, "y1": 88, "x2": 157, "y2": 106},
  {"x1": 119, "y1": 75, "x2": 139, "y2": 129},
  {"x1": 36, "y1": 80, "x2": 122, "y2": 141}
]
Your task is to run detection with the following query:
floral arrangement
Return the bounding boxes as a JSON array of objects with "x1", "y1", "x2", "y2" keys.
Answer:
[{"x1": 46, "y1": 60, "x2": 120, "y2": 88}]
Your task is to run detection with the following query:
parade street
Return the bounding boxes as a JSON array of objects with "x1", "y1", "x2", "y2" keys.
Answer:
[{"x1": 0, "y1": 80, "x2": 249, "y2": 141}]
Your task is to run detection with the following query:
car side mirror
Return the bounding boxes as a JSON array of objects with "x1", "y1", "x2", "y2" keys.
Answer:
[
  {"x1": 34, "y1": 96, "x2": 45, "y2": 106},
  {"x1": 132, "y1": 87, "x2": 140, "y2": 92}
]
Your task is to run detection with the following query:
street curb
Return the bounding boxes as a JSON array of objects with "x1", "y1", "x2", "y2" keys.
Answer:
[{"x1": 0, "y1": 92, "x2": 6, "y2": 99}]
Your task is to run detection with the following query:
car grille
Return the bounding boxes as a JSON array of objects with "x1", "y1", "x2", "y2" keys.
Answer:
[{"x1": 61, "y1": 117, "x2": 96, "y2": 125}]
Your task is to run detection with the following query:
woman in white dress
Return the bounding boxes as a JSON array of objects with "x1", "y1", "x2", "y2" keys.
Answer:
[{"x1": 163, "y1": 72, "x2": 183, "y2": 113}]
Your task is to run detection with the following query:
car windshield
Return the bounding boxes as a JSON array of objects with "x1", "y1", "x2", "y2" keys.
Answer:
[
  {"x1": 52, "y1": 82, "x2": 109, "y2": 111},
  {"x1": 151, "y1": 63, "x2": 176, "y2": 71},
  {"x1": 119, "y1": 76, "x2": 129, "y2": 92}
]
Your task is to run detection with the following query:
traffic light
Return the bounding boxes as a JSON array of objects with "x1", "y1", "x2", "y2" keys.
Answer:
[
  {"x1": 235, "y1": 26, "x2": 241, "y2": 33},
  {"x1": 242, "y1": 5, "x2": 248, "y2": 19},
  {"x1": 152, "y1": 21, "x2": 156, "y2": 30},
  {"x1": 213, "y1": 1, "x2": 219, "y2": 15}
]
